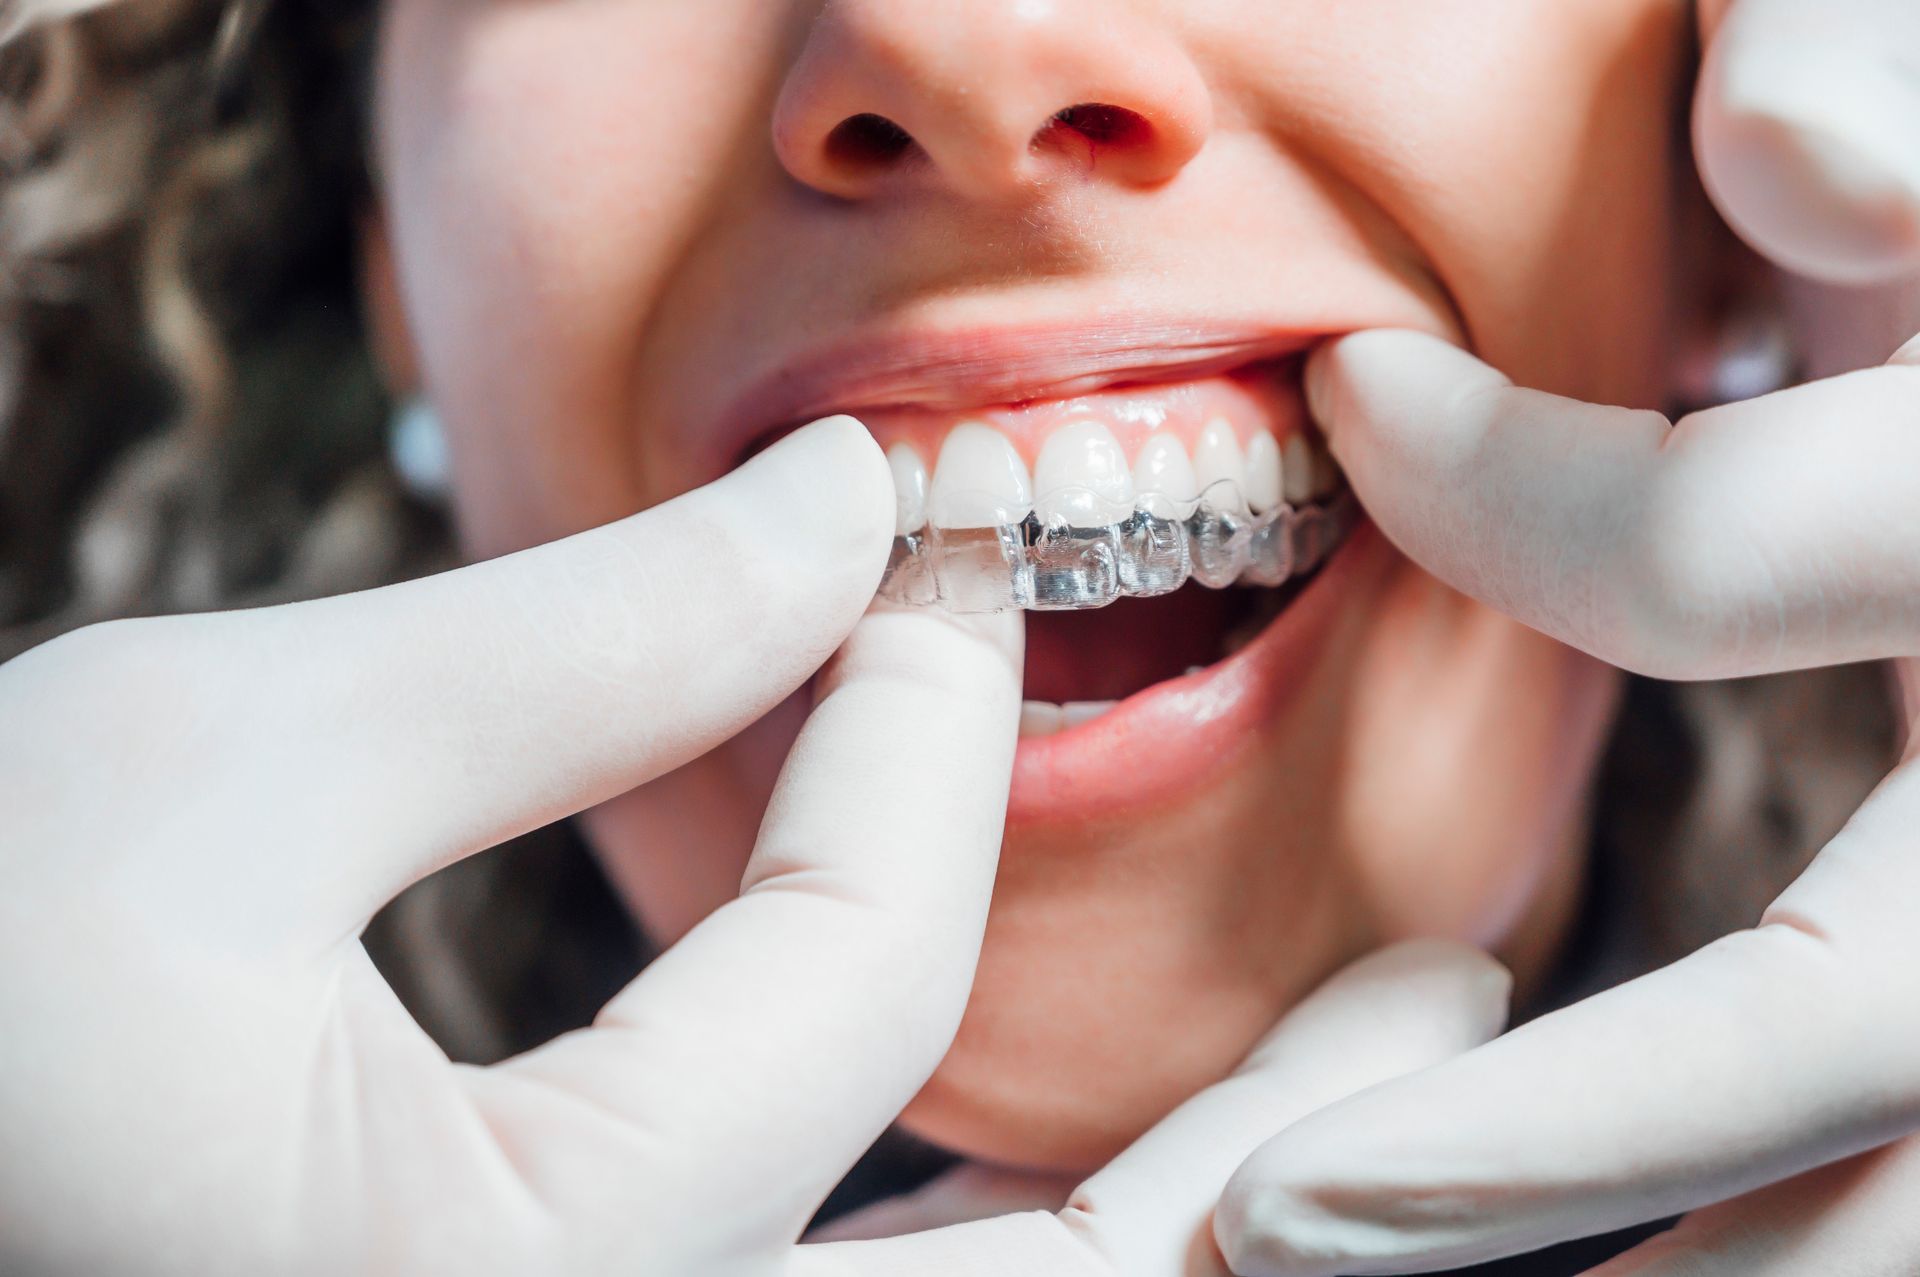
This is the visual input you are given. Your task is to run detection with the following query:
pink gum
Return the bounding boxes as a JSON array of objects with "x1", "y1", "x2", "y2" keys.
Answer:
[{"x1": 856, "y1": 366, "x2": 1309, "y2": 467}]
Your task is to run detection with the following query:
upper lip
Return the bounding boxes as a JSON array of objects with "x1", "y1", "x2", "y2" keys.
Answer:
[{"x1": 716, "y1": 318, "x2": 1321, "y2": 467}]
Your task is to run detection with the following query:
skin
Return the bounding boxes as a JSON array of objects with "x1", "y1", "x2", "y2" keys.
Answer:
[{"x1": 370, "y1": 0, "x2": 1704, "y2": 1171}]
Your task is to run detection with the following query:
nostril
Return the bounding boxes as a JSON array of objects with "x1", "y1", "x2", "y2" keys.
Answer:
[
  {"x1": 825, "y1": 112, "x2": 917, "y2": 170},
  {"x1": 1042, "y1": 103, "x2": 1153, "y2": 151}
]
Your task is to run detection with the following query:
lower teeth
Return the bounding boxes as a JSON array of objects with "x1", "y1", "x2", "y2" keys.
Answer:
[
  {"x1": 878, "y1": 482, "x2": 1357, "y2": 613},
  {"x1": 1019, "y1": 698, "x2": 1121, "y2": 738}
]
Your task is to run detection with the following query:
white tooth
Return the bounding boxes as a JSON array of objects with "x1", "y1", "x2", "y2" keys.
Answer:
[
  {"x1": 1244, "y1": 431, "x2": 1284, "y2": 514},
  {"x1": 1020, "y1": 700, "x2": 1066, "y2": 738},
  {"x1": 1033, "y1": 419, "x2": 1134, "y2": 523},
  {"x1": 928, "y1": 423, "x2": 1033, "y2": 528},
  {"x1": 1133, "y1": 431, "x2": 1199, "y2": 506},
  {"x1": 887, "y1": 442, "x2": 929, "y2": 534},
  {"x1": 1183, "y1": 665, "x2": 1206, "y2": 677},
  {"x1": 1061, "y1": 700, "x2": 1119, "y2": 728},
  {"x1": 1282, "y1": 433, "x2": 1315, "y2": 505},
  {"x1": 1193, "y1": 418, "x2": 1247, "y2": 508}
]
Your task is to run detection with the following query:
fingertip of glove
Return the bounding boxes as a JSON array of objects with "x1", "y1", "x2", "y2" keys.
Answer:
[
  {"x1": 1212, "y1": 1170, "x2": 1337, "y2": 1277},
  {"x1": 1341, "y1": 937, "x2": 1511, "y2": 996},
  {"x1": 752, "y1": 414, "x2": 894, "y2": 530},
  {"x1": 1352, "y1": 939, "x2": 1514, "y2": 1033},
  {"x1": 1697, "y1": 36, "x2": 1920, "y2": 285},
  {"x1": 1305, "y1": 331, "x2": 1490, "y2": 438},
  {"x1": 734, "y1": 414, "x2": 896, "y2": 582}
]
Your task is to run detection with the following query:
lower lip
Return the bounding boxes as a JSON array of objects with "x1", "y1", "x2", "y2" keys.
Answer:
[{"x1": 1005, "y1": 519, "x2": 1385, "y2": 829}]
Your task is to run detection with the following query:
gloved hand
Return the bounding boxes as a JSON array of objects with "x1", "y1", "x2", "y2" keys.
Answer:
[
  {"x1": 0, "y1": 417, "x2": 1507, "y2": 1277},
  {"x1": 1211, "y1": 324, "x2": 1920, "y2": 1275},
  {"x1": 0, "y1": 418, "x2": 1011, "y2": 1276},
  {"x1": 800, "y1": 940, "x2": 1509, "y2": 1277},
  {"x1": 1214, "y1": 6, "x2": 1920, "y2": 1268},
  {"x1": 1694, "y1": 0, "x2": 1920, "y2": 285}
]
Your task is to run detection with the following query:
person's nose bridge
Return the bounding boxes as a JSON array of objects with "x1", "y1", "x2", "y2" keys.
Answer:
[{"x1": 772, "y1": 0, "x2": 1212, "y2": 202}]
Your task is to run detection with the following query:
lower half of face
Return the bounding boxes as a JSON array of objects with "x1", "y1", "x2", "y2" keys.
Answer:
[
  {"x1": 587, "y1": 529, "x2": 1621, "y2": 1170},
  {"x1": 378, "y1": 0, "x2": 1696, "y2": 1174}
]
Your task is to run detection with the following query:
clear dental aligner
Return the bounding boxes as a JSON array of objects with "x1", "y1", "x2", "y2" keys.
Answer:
[{"x1": 878, "y1": 480, "x2": 1359, "y2": 613}]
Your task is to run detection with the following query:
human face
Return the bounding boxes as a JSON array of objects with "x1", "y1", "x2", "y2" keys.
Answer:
[{"x1": 375, "y1": 0, "x2": 1695, "y2": 1171}]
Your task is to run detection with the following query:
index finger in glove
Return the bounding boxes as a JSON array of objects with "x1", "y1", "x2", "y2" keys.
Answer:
[
  {"x1": 1696, "y1": 0, "x2": 1920, "y2": 284},
  {"x1": 1306, "y1": 329, "x2": 1920, "y2": 681},
  {"x1": 469, "y1": 606, "x2": 1023, "y2": 1246},
  {"x1": 1, "y1": 418, "x2": 894, "y2": 944},
  {"x1": 1586, "y1": 1135, "x2": 1920, "y2": 1277}
]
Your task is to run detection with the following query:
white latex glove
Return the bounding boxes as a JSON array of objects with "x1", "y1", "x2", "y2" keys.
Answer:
[
  {"x1": 798, "y1": 941, "x2": 1510, "y2": 1277},
  {"x1": 0, "y1": 418, "x2": 1026, "y2": 1276},
  {"x1": 1217, "y1": 12, "x2": 1920, "y2": 1267},
  {"x1": 0, "y1": 415, "x2": 1510, "y2": 1277},
  {"x1": 1212, "y1": 325, "x2": 1920, "y2": 1275},
  {"x1": 1695, "y1": 0, "x2": 1920, "y2": 284}
]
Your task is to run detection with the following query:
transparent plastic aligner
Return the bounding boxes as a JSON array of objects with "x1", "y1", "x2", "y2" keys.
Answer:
[{"x1": 879, "y1": 481, "x2": 1359, "y2": 613}]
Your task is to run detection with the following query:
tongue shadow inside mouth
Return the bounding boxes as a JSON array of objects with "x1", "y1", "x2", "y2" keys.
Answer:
[{"x1": 1023, "y1": 587, "x2": 1261, "y2": 704}]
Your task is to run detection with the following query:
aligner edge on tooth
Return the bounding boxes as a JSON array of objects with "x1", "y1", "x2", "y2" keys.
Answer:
[{"x1": 877, "y1": 483, "x2": 1358, "y2": 614}]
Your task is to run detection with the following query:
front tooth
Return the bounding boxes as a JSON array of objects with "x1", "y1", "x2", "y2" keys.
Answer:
[
  {"x1": 1193, "y1": 418, "x2": 1247, "y2": 509},
  {"x1": 1244, "y1": 431, "x2": 1283, "y2": 514},
  {"x1": 928, "y1": 423, "x2": 1033, "y2": 528},
  {"x1": 1282, "y1": 433, "x2": 1315, "y2": 505},
  {"x1": 1133, "y1": 432, "x2": 1199, "y2": 506},
  {"x1": 1020, "y1": 700, "x2": 1065, "y2": 738},
  {"x1": 887, "y1": 443, "x2": 929, "y2": 534},
  {"x1": 1033, "y1": 419, "x2": 1134, "y2": 524},
  {"x1": 1061, "y1": 701, "x2": 1118, "y2": 728}
]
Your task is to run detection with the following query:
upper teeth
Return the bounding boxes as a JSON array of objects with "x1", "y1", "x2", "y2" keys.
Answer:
[
  {"x1": 1134, "y1": 432, "x2": 1198, "y2": 507},
  {"x1": 1033, "y1": 420, "x2": 1133, "y2": 524},
  {"x1": 1192, "y1": 418, "x2": 1247, "y2": 511},
  {"x1": 893, "y1": 422, "x2": 1337, "y2": 532},
  {"x1": 888, "y1": 442, "x2": 930, "y2": 535},
  {"x1": 928, "y1": 423, "x2": 1034, "y2": 529},
  {"x1": 1281, "y1": 433, "x2": 1315, "y2": 506},
  {"x1": 1244, "y1": 432, "x2": 1283, "y2": 514}
]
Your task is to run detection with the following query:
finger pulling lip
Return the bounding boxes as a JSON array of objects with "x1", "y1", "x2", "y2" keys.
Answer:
[{"x1": 1007, "y1": 520, "x2": 1385, "y2": 830}]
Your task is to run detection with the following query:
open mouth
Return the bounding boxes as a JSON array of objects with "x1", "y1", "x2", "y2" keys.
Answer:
[
  {"x1": 848, "y1": 357, "x2": 1357, "y2": 737},
  {"x1": 725, "y1": 330, "x2": 1374, "y2": 823}
]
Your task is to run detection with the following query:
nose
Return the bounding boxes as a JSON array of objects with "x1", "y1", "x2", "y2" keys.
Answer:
[{"x1": 773, "y1": 0, "x2": 1212, "y2": 202}]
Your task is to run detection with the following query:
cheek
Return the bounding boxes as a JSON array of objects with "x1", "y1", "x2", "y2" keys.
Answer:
[
  {"x1": 1336, "y1": 564, "x2": 1623, "y2": 951},
  {"x1": 1438, "y1": 2, "x2": 1694, "y2": 403},
  {"x1": 375, "y1": 0, "x2": 792, "y2": 557},
  {"x1": 1249, "y1": 0, "x2": 1693, "y2": 404}
]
